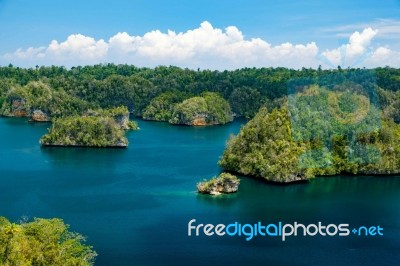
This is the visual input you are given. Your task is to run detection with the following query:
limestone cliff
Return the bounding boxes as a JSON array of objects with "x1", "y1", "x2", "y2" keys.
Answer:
[
  {"x1": 31, "y1": 110, "x2": 50, "y2": 122},
  {"x1": 1, "y1": 98, "x2": 31, "y2": 117},
  {"x1": 84, "y1": 107, "x2": 136, "y2": 130}
]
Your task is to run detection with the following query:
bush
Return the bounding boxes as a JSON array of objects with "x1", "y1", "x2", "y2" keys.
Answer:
[{"x1": 0, "y1": 217, "x2": 96, "y2": 266}]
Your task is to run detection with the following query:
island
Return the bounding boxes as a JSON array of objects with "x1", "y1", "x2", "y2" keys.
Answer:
[
  {"x1": 40, "y1": 116, "x2": 128, "y2": 148},
  {"x1": 219, "y1": 84, "x2": 400, "y2": 183},
  {"x1": 169, "y1": 92, "x2": 233, "y2": 126},
  {"x1": 197, "y1": 173, "x2": 240, "y2": 195},
  {"x1": 0, "y1": 81, "x2": 91, "y2": 121},
  {"x1": 40, "y1": 106, "x2": 137, "y2": 148}
]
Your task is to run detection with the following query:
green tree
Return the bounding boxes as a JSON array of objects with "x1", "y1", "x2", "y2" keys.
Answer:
[
  {"x1": 143, "y1": 91, "x2": 190, "y2": 121},
  {"x1": 40, "y1": 115, "x2": 128, "y2": 147},
  {"x1": 229, "y1": 86, "x2": 263, "y2": 118},
  {"x1": 0, "y1": 217, "x2": 96, "y2": 266}
]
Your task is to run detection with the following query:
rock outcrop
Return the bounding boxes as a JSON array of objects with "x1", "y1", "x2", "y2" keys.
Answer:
[
  {"x1": 84, "y1": 107, "x2": 136, "y2": 130},
  {"x1": 1, "y1": 98, "x2": 31, "y2": 117},
  {"x1": 1, "y1": 81, "x2": 91, "y2": 121},
  {"x1": 2, "y1": 99, "x2": 50, "y2": 122},
  {"x1": 11, "y1": 99, "x2": 30, "y2": 117},
  {"x1": 31, "y1": 110, "x2": 50, "y2": 122},
  {"x1": 197, "y1": 173, "x2": 240, "y2": 195},
  {"x1": 192, "y1": 116, "x2": 207, "y2": 126},
  {"x1": 113, "y1": 114, "x2": 130, "y2": 130}
]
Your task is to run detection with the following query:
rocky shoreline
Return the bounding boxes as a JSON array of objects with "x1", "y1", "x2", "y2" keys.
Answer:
[{"x1": 197, "y1": 173, "x2": 240, "y2": 195}]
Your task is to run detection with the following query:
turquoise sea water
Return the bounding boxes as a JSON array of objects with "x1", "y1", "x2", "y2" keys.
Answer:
[{"x1": 0, "y1": 117, "x2": 399, "y2": 266}]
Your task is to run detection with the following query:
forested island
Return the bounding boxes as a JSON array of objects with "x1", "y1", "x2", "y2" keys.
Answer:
[
  {"x1": 169, "y1": 92, "x2": 233, "y2": 125},
  {"x1": 220, "y1": 71, "x2": 400, "y2": 182},
  {"x1": 40, "y1": 107, "x2": 137, "y2": 148},
  {"x1": 1, "y1": 64, "x2": 400, "y2": 178}
]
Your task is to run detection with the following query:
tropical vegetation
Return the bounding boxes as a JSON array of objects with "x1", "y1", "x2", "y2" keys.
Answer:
[
  {"x1": 197, "y1": 173, "x2": 240, "y2": 194},
  {"x1": 40, "y1": 115, "x2": 128, "y2": 147},
  {"x1": 169, "y1": 92, "x2": 233, "y2": 125},
  {"x1": 0, "y1": 217, "x2": 96, "y2": 266},
  {"x1": 220, "y1": 84, "x2": 400, "y2": 182}
]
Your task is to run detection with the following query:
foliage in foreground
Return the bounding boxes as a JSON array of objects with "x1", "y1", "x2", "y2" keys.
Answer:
[{"x1": 0, "y1": 217, "x2": 96, "y2": 266}]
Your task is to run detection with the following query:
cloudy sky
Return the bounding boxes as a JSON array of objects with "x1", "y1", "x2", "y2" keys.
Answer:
[{"x1": 1, "y1": 0, "x2": 400, "y2": 69}]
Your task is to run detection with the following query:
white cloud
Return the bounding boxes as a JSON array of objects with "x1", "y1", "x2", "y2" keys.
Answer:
[
  {"x1": 109, "y1": 32, "x2": 139, "y2": 54},
  {"x1": 320, "y1": 19, "x2": 400, "y2": 40},
  {"x1": 6, "y1": 47, "x2": 46, "y2": 59},
  {"x1": 47, "y1": 34, "x2": 108, "y2": 61},
  {"x1": 111, "y1": 21, "x2": 319, "y2": 69},
  {"x1": 348, "y1": 28, "x2": 377, "y2": 55},
  {"x1": 322, "y1": 28, "x2": 378, "y2": 66},
  {"x1": 364, "y1": 46, "x2": 400, "y2": 67},
  {"x1": 2, "y1": 21, "x2": 399, "y2": 69}
]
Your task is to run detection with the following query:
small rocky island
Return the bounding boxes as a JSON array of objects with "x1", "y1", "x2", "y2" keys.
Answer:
[{"x1": 197, "y1": 173, "x2": 240, "y2": 195}]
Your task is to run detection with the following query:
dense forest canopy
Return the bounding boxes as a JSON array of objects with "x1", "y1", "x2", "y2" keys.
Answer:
[
  {"x1": 1, "y1": 64, "x2": 399, "y2": 120},
  {"x1": 0, "y1": 80, "x2": 92, "y2": 120},
  {"x1": 2, "y1": 64, "x2": 400, "y2": 152}
]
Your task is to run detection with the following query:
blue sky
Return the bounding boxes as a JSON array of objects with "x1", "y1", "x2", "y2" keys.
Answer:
[{"x1": 1, "y1": 0, "x2": 400, "y2": 69}]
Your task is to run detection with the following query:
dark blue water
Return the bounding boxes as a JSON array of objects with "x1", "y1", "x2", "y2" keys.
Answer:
[{"x1": 0, "y1": 117, "x2": 399, "y2": 266}]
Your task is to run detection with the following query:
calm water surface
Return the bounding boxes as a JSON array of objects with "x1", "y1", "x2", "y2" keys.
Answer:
[{"x1": 0, "y1": 118, "x2": 399, "y2": 266}]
